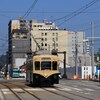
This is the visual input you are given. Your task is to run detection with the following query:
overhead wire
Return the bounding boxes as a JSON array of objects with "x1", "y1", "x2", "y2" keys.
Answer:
[
  {"x1": 54, "y1": 0, "x2": 99, "y2": 27},
  {"x1": 23, "y1": 0, "x2": 38, "y2": 19},
  {"x1": 54, "y1": 0, "x2": 99, "y2": 21},
  {"x1": 1, "y1": 0, "x2": 100, "y2": 53}
]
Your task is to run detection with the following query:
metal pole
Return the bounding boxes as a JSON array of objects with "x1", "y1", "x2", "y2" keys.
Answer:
[
  {"x1": 57, "y1": 51, "x2": 67, "y2": 79},
  {"x1": 63, "y1": 51, "x2": 67, "y2": 78},
  {"x1": 99, "y1": 69, "x2": 100, "y2": 83},
  {"x1": 91, "y1": 21, "x2": 94, "y2": 79},
  {"x1": 75, "y1": 32, "x2": 78, "y2": 76},
  {"x1": 83, "y1": 32, "x2": 86, "y2": 66}
]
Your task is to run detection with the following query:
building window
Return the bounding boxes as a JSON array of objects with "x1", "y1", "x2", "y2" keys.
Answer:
[
  {"x1": 41, "y1": 43, "x2": 43, "y2": 46},
  {"x1": 41, "y1": 33, "x2": 44, "y2": 36},
  {"x1": 56, "y1": 33, "x2": 58, "y2": 36},
  {"x1": 56, "y1": 43, "x2": 58, "y2": 47},
  {"x1": 45, "y1": 38, "x2": 47, "y2": 41},
  {"x1": 45, "y1": 33, "x2": 47, "y2": 36},
  {"x1": 42, "y1": 38, "x2": 44, "y2": 41},
  {"x1": 52, "y1": 38, "x2": 55, "y2": 41},
  {"x1": 52, "y1": 33, "x2": 55, "y2": 36},
  {"x1": 56, "y1": 49, "x2": 58, "y2": 51},
  {"x1": 45, "y1": 43, "x2": 47, "y2": 46},
  {"x1": 33, "y1": 25, "x2": 36, "y2": 27}
]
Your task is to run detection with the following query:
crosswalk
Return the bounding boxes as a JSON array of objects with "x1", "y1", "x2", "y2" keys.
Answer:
[
  {"x1": 58, "y1": 84, "x2": 94, "y2": 91},
  {"x1": 0, "y1": 83, "x2": 95, "y2": 97},
  {"x1": 0, "y1": 85, "x2": 95, "y2": 92}
]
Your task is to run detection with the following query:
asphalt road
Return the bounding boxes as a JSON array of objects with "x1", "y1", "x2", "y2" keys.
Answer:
[{"x1": 0, "y1": 78, "x2": 100, "y2": 100}]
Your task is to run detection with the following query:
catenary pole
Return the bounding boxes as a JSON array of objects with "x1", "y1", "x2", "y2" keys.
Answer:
[{"x1": 91, "y1": 21, "x2": 94, "y2": 79}]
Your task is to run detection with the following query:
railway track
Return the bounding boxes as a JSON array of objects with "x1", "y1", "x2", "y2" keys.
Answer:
[
  {"x1": 0, "y1": 83, "x2": 40, "y2": 100},
  {"x1": 42, "y1": 86, "x2": 93, "y2": 100},
  {"x1": 0, "y1": 81, "x2": 94, "y2": 100}
]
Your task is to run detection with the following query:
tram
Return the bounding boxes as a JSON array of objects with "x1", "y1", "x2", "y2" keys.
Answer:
[{"x1": 26, "y1": 50, "x2": 60, "y2": 86}]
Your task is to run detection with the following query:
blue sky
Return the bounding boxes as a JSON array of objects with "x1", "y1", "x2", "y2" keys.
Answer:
[{"x1": 0, "y1": 0, "x2": 100, "y2": 55}]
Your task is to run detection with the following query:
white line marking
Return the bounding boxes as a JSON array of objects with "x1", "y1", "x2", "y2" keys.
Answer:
[
  {"x1": 72, "y1": 87, "x2": 82, "y2": 91},
  {"x1": 24, "y1": 88, "x2": 45, "y2": 91},
  {"x1": 0, "y1": 89, "x2": 4, "y2": 100},
  {"x1": 84, "y1": 88, "x2": 94, "y2": 91},
  {"x1": 58, "y1": 84, "x2": 83, "y2": 91},
  {"x1": 44, "y1": 88, "x2": 57, "y2": 91},
  {"x1": 3, "y1": 91, "x2": 13, "y2": 95},
  {"x1": 1, "y1": 89, "x2": 10, "y2": 92},
  {"x1": 59, "y1": 88, "x2": 71, "y2": 91},
  {"x1": 12, "y1": 88, "x2": 23, "y2": 91}
]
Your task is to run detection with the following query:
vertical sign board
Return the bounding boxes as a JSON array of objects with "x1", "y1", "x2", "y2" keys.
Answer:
[
  {"x1": 96, "y1": 66, "x2": 98, "y2": 74},
  {"x1": 94, "y1": 66, "x2": 99, "y2": 77},
  {"x1": 82, "y1": 66, "x2": 92, "y2": 79}
]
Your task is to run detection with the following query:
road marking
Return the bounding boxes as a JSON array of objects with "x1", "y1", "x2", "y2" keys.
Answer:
[
  {"x1": 59, "y1": 88, "x2": 71, "y2": 91},
  {"x1": 0, "y1": 89, "x2": 4, "y2": 100},
  {"x1": 3, "y1": 91, "x2": 13, "y2": 95},
  {"x1": 58, "y1": 84, "x2": 83, "y2": 91},
  {"x1": 84, "y1": 88, "x2": 94, "y2": 91},
  {"x1": 24, "y1": 88, "x2": 45, "y2": 91},
  {"x1": 1, "y1": 89, "x2": 10, "y2": 92},
  {"x1": 72, "y1": 87, "x2": 82, "y2": 91},
  {"x1": 44, "y1": 88, "x2": 57, "y2": 91},
  {"x1": 12, "y1": 88, "x2": 23, "y2": 91}
]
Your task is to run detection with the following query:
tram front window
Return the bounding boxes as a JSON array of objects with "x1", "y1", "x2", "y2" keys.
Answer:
[
  {"x1": 35, "y1": 61, "x2": 40, "y2": 70},
  {"x1": 41, "y1": 62, "x2": 51, "y2": 70},
  {"x1": 52, "y1": 61, "x2": 57, "y2": 70}
]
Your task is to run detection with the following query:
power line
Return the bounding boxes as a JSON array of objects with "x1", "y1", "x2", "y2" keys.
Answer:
[
  {"x1": 54, "y1": 0, "x2": 99, "y2": 26},
  {"x1": 1, "y1": 11, "x2": 100, "y2": 14},
  {"x1": 23, "y1": 0, "x2": 38, "y2": 19},
  {"x1": 0, "y1": 14, "x2": 14, "y2": 19},
  {"x1": 54, "y1": 0, "x2": 99, "y2": 21}
]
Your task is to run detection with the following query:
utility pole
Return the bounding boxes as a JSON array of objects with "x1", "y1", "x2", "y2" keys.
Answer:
[
  {"x1": 57, "y1": 51, "x2": 67, "y2": 79},
  {"x1": 75, "y1": 32, "x2": 78, "y2": 76},
  {"x1": 91, "y1": 21, "x2": 94, "y2": 79},
  {"x1": 63, "y1": 51, "x2": 67, "y2": 78},
  {"x1": 83, "y1": 32, "x2": 86, "y2": 66}
]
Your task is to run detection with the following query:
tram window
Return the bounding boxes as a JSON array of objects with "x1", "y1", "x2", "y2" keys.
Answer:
[
  {"x1": 52, "y1": 61, "x2": 57, "y2": 70},
  {"x1": 35, "y1": 61, "x2": 40, "y2": 70},
  {"x1": 41, "y1": 62, "x2": 51, "y2": 70}
]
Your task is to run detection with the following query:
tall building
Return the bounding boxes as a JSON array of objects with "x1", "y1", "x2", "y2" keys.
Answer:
[
  {"x1": 8, "y1": 19, "x2": 91, "y2": 68},
  {"x1": 8, "y1": 19, "x2": 31, "y2": 68},
  {"x1": 30, "y1": 20, "x2": 91, "y2": 67}
]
